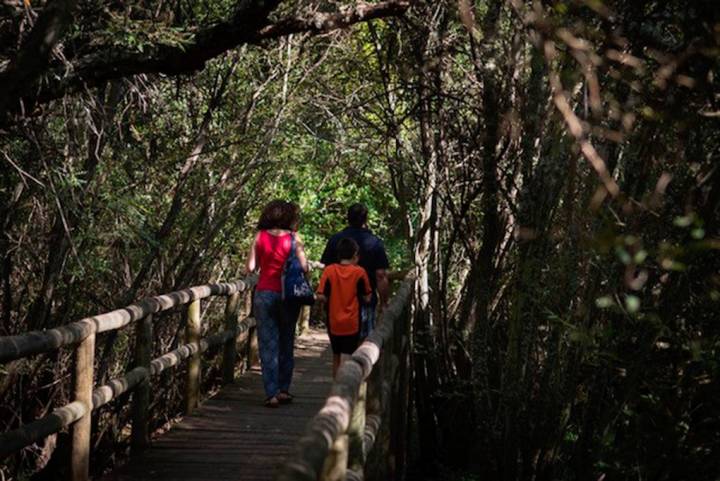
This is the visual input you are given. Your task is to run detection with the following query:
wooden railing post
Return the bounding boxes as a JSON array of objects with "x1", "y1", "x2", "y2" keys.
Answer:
[
  {"x1": 245, "y1": 289, "x2": 259, "y2": 369},
  {"x1": 348, "y1": 382, "x2": 367, "y2": 472},
  {"x1": 241, "y1": 286, "x2": 253, "y2": 319},
  {"x1": 395, "y1": 303, "x2": 412, "y2": 480},
  {"x1": 321, "y1": 433, "x2": 349, "y2": 481},
  {"x1": 184, "y1": 299, "x2": 201, "y2": 414},
  {"x1": 71, "y1": 332, "x2": 95, "y2": 481},
  {"x1": 247, "y1": 326, "x2": 259, "y2": 369},
  {"x1": 131, "y1": 314, "x2": 153, "y2": 453},
  {"x1": 222, "y1": 292, "x2": 241, "y2": 384},
  {"x1": 366, "y1": 365, "x2": 383, "y2": 422}
]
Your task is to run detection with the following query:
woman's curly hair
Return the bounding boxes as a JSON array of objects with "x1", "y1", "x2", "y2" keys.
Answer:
[{"x1": 257, "y1": 200, "x2": 300, "y2": 230}]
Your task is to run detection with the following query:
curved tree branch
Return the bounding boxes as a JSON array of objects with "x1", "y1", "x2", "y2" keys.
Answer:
[
  {"x1": 0, "y1": 0, "x2": 410, "y2": 120},
  {"x1": 0, "y1": 0, "x2": 79, "y2": 113}
]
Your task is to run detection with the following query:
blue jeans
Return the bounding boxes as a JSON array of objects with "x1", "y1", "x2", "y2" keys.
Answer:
[
  {"x1": 253, "y1": 290, "x2": 301, "y2": 398},
  {"x1": 360, "y1": 295, "x2": 378, "y2": 338}
]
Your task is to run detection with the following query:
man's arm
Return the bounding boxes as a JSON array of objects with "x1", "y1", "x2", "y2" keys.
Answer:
[
  {"x1": 320, "y1": 236, "x2": 336, "y2": 266},
  {"x1": 372, "y1": 237, "x2": 391, "y2": 307},
  {"x1": 375, "y1": 269, "x2": 389, "y2": 307},
  {"x1": 361, "y1": 272, "x2": 373, "y2": 303}
]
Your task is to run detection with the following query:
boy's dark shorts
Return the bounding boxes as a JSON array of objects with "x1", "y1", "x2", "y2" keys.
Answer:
[{"x1": 329, "y1": 332, "x2": 360, "y2": 355}]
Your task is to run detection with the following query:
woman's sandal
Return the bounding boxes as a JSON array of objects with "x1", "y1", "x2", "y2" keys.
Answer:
[
  {"x1": 264, "y1": 396, "x2": 280, "y2": 408},
  {"x1": 277, "y1": 391, "x2": 294, "y2": 404}
]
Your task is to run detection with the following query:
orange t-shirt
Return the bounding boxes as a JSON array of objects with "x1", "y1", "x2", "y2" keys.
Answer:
[{"x1": 317, "y1": 264, "x2": 372, "y2": 336}]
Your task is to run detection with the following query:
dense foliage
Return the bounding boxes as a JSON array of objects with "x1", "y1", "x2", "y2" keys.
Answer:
[{"x1": 1, "y1": 1, "x2": 719, "y2": 480}]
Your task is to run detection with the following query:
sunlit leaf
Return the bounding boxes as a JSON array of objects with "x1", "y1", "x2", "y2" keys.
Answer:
[
  {"x1": 596, "y1": 296, "x2": 614, "y2": 308},
  {"x1": 625, "y1": 295, "x2": 640, "y2": 313}
]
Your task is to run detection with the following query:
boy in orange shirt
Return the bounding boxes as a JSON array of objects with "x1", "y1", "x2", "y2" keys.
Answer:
[{"x1": 316, "y1": 238, "x2": 372, "y2": 377}]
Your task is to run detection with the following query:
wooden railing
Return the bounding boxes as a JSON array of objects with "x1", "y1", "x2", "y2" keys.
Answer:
[
  {"x1": 0, "y1": 276, "x2": 257, "y2": 481},
  {"x1": 276, "y1": 276, "x2": 413, "y2": 481}
]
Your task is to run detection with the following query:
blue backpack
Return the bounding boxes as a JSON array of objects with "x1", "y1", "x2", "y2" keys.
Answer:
[{"x1": 282, "y1": 234, "x2": 315, "y2": 305}]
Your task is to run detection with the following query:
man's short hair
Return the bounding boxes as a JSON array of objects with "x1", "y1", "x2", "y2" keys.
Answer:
[
  {"x1": 347, "y1": 203, "x2": 368, "y2": 228},
  {"x1": 337, "y1": 238, "x2": 359, "y2": 261}
]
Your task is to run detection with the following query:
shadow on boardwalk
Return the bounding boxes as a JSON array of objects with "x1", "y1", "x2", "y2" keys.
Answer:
[{"x1": 106, "y1": 329, "x2": 331, "y2": 481}]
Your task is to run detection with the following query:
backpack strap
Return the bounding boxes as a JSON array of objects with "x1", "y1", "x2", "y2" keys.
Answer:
[{"x1": 284, "y1": 232, "x2": 297, "y2": 269}]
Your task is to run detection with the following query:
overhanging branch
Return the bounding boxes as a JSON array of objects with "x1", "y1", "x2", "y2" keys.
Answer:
[
  {"x1": 0, "y1": 0, "x2": 79, "y2": 113},
  {"x1": 256, "y1": 1, "x2": 409, "y2": 40},
  {"x1": 1, "y1": 0, "x2": 410, "y2": 117}
]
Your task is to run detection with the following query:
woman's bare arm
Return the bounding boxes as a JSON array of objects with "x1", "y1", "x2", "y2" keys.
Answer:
[
  {"x1": 246, "y1": 232, "x2": 260, "y2": 273},
  {"x1": 295, "y1": 233, "x2": 309, "y2": 272}
]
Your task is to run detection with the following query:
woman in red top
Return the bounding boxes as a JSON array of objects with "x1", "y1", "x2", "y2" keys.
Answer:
[{"x1": 246, "y1": 200, "x2": 308, "y2": 407}]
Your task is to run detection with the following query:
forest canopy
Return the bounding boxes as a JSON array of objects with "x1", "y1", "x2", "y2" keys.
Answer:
[{"x1": 1, "y1": 1, "x2": 719, "y2": 480}]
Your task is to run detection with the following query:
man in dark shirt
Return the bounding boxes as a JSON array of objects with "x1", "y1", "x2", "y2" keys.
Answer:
[{"x1": 320, "y1": 203, "x2": 390, "y2": 337}]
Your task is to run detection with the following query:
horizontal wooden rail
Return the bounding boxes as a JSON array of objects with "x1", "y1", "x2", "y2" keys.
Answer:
[
  {"x1": 0, "y1": 401, "x2": 88, "y2": 459},
  {"x1": 0, "y1": 314, "x2": 258, "y2": 459},
  {"x1": 362, "y1": 380, "x2": 391, "y2": 460},
  {"x1": 0, "y1": 275, "x2": 257, "y2": 481},
  {"x1": 276, "y1": 276, "x2": 413, "y2": 481},
  {"x1": 0, "y1": 279, "x2": 254, "y2": 363}
]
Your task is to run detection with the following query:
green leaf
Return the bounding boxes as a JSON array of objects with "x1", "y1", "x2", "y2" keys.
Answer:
[
  {"x1": 595, "y1": 296, "x2": 614, "y2": 308},
  {"x1": 625, "y1": 295, "x2": 641, "y2": 314},
  {"x1": 633, "y1": 250, "x2": 648, "y2": 264},
  {"x1": 673, "y1": 215, "x2": 694, "y2": 227},
  {"x1": 615, "y1": 246, "x2": 632, "y2": 265},
  {"x1": 661, "y1": 258, "x2": 687, "y2": 271}
]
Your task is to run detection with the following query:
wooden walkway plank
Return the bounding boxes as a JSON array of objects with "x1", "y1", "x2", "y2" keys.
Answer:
[{"x1": 104, "y1": 330, "x2": 332, "y2": 481}]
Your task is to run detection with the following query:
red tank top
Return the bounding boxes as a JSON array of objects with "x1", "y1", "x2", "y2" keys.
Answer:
[{"x1": 255, "y1": 230, "x2": 292, "y2": 292}]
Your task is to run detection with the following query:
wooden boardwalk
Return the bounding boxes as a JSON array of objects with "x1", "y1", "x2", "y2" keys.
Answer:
[{"x1": 105, "y1": 330, "x2": 332, "y2": 481}]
